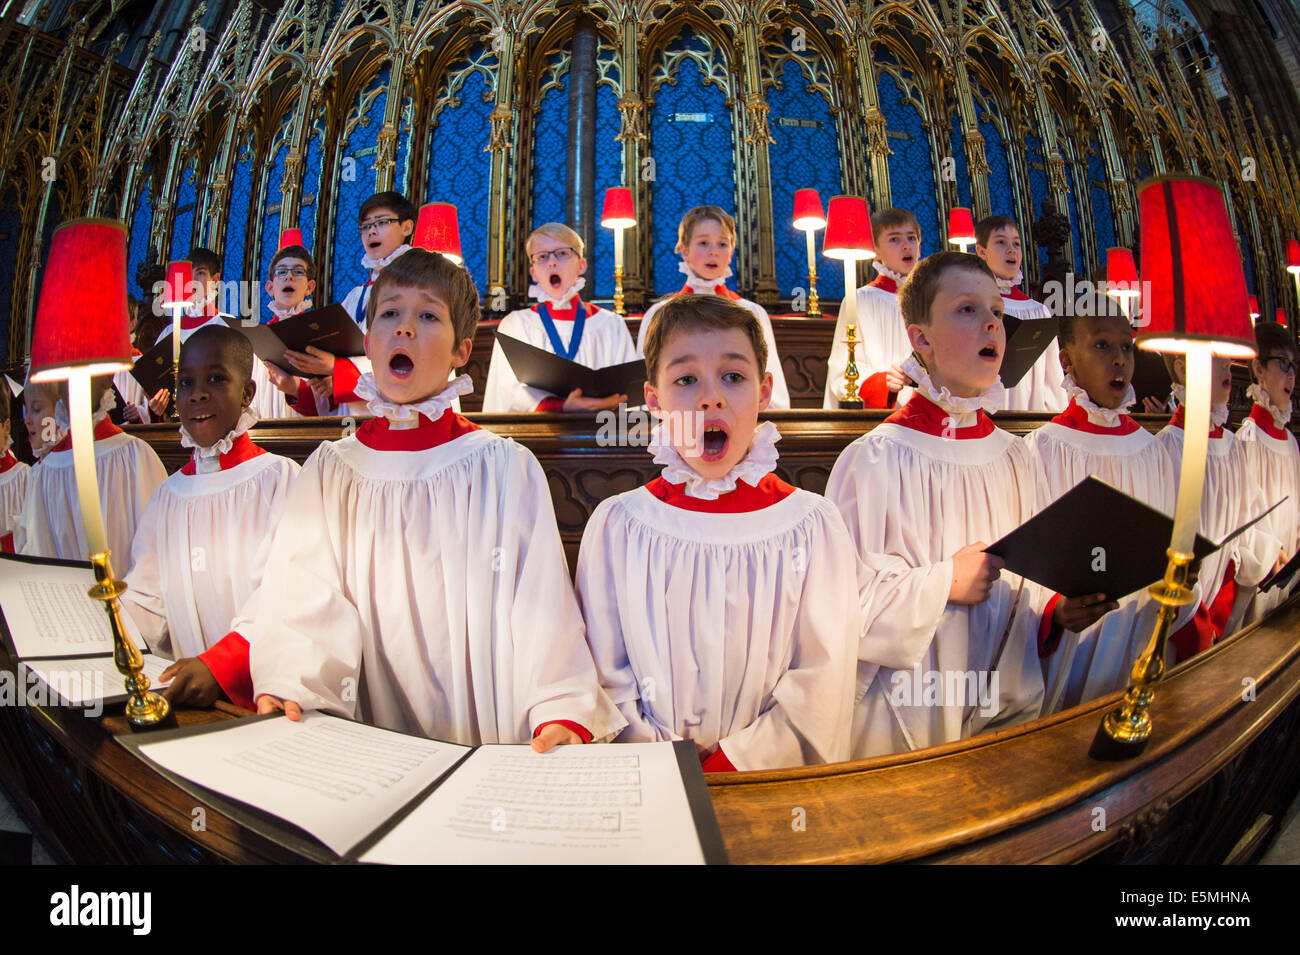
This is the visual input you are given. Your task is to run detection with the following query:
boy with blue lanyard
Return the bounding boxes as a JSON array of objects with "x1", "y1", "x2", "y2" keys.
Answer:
[{"x1": 482, "y1": 222, "x2": 637, "y2": 413}]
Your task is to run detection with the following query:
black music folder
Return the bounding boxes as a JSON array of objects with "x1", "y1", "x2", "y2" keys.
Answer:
[
  {"x1": 999, "y1": 314, "x2": 1061, "y2": 389},
  {"x1": 227, "y1": 304, "x2": 366, "y2": 376},
  {"x1": 985, "y1": 476, "x2": 1283, "y2": 600},
  {"x1": 495, "y1": 333, "x2": 646, "y2": 400},
  {"x1": 129, "y1": 336, "x2": 178, "y2": 403},
  {"x1": 1258, "y1": 547, "x2": 1300, "y2": 594}
]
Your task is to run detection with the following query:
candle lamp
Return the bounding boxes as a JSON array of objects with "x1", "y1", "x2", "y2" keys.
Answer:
[
  {"x1": 1105, "y1": 247, "x2": 1141, "y2": 326},
  {"x1": 413, "y1": 202, "x2": 463, "y2": 265},
  {"x1": 823, "y1": 195, "x2": 876, "y2": 409},
  {"x1": 792, "y1": 188, "x2": 827, "y2": 317},
  {"x1": 948, "y1": 207, "x2": 976, "y2": 253},
  {"x1": 601, "y1": 187, "x2": 636, "y2": 316},
  {"x1": 161, "y1": 259, "x2": 191, "y2": 420}
]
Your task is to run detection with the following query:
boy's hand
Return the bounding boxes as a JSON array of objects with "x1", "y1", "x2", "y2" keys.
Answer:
[
  {"x1": 886, "y1": 364, "x2": 910, "y2": 393},
  {"x1": 562, "y1": 388, "x2": 626, "y2": 413},
  {"x1": 1274, "y1": 549, "x2": 1289, "y2": 576},
  {"x1": 256, "y1": 694, "x2": 303, "y2": 721},
  {"x1": 1142, "y1": 396, "x2": 1169, "y2": 414},
  {"x1": 309, "y1": 376, "x2": 334, "y2": 408},
  {"x1": 531, "y1": 723, "x2": 582, "y2": 753},
  {"x1": 264, "y1": 361, "x2": 300, "y2": 395},
  {"x1": 284, "y1": 346, "x2": 335, "y2": 377},
  {"x1": 123, "y1": 404, "x2": 141, "y2": 423},
  {"x1": 147, "y1": 388, "x2": 170, "y2": 418},
  {"x1": 1053, "y1": 593, "x2": 1119, "y2": 632},
  {"x1": 948, "y1": 542, "x2": 1005, "y2": 605},
  {"x1": 159, "y1": 657, "x2": 222, "y2": 708}
]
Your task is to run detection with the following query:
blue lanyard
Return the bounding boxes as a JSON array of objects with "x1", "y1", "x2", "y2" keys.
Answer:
[
  {"x1": 353, "y1": 283, "x2": 371, "y2": 328},
  {"x1": 538, "y1": 301, "x2": 584, "y2": 360}
]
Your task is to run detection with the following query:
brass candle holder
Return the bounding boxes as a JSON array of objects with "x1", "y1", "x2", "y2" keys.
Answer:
[
  {"x1": 90, "y1": 550, "x2": 172, "y2": 728},
  {"x1": 807, "y1": 261, "x2": 820, "y2": 318},
  {"x1": 839, "y1": 323, "x2": 864, "y2": 409},
  {"x1": 614, "y1": 263, "x2": 625, "y2": 317}
]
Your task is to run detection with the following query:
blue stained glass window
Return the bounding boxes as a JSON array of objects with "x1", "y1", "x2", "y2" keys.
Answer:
[
  {"x1": 0, "y1": 188, "x2": 20, "y2": 345},
  {"x1": 1025, "y1": 133, "x2": 1049, "y2": 267},
  {"x1": 878, "y1": 69, "x2": 940, "y2": 257},
  {"x1": 530, "y1": 72, "x2": 567, "y2": 232},
  {"x1": 170, "y1": 166, "x2": 196, "y2": 260},
  {"x1": 224, "y1": 148, "x2": 253, "y2": 287},
  {"x1": 649, "y1": 39, "x2": 735, "y2": 295},
  {"x1": 767, "y1": 58, "x2": 843, "y2": 302},
  {"x1": 127, "y1": 173, "x2": 153, "y2": 298},
  {"x1": 1087, "y1": 148, "x2": 1115, "y2": 258},
  {"x1": 426, "y1": 65, "x2": 493, "y2": 292},
  {"x1": 948, "y1": 116, "x2": 972, "y2": 210},
  {"x1": 334, "y1": 67, "x2": 390, "y2": 303},
  {"x1": 589, "y1": 80, "x2": 623, "y2": 300}
]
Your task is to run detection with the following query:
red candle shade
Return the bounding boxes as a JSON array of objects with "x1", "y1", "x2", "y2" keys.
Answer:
[
  {"x1": 1249, "y1": 295, "x2": 1261, "y2": 319},
  {"x1": 822, "y1": 195, "x2": 875, "y2": 260},
  {"x1": 1106, "y1": 247, "x2": 1140, "y2": 298},
  {"x1": 1135, "y1": 175, "x2": 1255, "y2": 359},
  {"x1": 600, "y1": 187, "x2": 636, "y2": 229},
  {"x1": 1287, "y1": 239, "x2": 1300, "y2": 274},
  {"x1": 948, "y1": 207, "x2": 976, "y2": 246},
  {"x1": 413, "y1": 202, "x2": 463, "y2": 264},
  {"x1": 162, "y1": 260, "x2": 193, "y2": 309},
  {"x1": 279, "y1": 228, "x2": 304, "y2": 250},
  {"x1": 1277, "y1": 307, "x2": 1288, "y2": 328},
  {"x1": 29, "y1": 218, "x2": 134, "y2": 381},
  {"x1": 792, "y1": 188, "x2": 826, "y2": 231}
]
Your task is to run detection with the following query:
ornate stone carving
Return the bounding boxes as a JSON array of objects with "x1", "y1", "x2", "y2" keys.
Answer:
[
  {"x1": 484, "y1": 103, "x2": 514, "y2": 152},
  {"x1": 744, "y1": 92, "x2": 774, "y2": 145},
  {"x1": 615, "y1": 91, "x2": 646, "y2": 142},
  {"x1": 864, "y1": 106, "x2": 891, "y2": 157},
  {"x1": 963, "y1": 128, "x2": 991, "y2": 176}
]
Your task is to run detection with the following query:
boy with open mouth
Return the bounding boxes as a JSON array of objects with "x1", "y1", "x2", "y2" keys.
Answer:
[
  {"x1": 250, "y1": 249, "x2": 621, "y2": 750},
  {"x1": 482, "y1": 222, "x2": 637, "y2": 413},
  {"x1": 826, "y1": 252, "x2": 1113, "y2": 758},
  {"x1": 577, "y1": 294, "x2": 858, "y2": 771},
  {"x1": 823, "y1": 207, "x2": 922, "y2": 409},
  {"x1": 254, "y1": 243, "x2": 317, "y2": 419}
]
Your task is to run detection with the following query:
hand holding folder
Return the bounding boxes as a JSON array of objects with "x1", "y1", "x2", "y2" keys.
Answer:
[
  {"x1": 495, "y1": 333, "x2": 646, "y2": 401},
  {"x1": 998, "y1": 314, "x2": 1061, "y2": 390},
  {"x1": 226, "y1": 305, "x2": 366, "y2": 377}
]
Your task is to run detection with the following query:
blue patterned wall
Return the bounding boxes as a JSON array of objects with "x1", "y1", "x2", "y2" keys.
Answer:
[
  {"x1": 170, "y1": 166, "x2": 196, "y2": 260},
  {"x1": 976, "y1": 95, "x2": 1016, "y2": 218},
  {"x1": 300, "y1": 119, "x2": 324, "y2": 257},
  {"x1": 768, "y1": 57, "x2": 844, "y2": 302},
  {"x1": 1025, "y1": 133, "x2": 1049, "y2": 266},
  {"x1": 589, "y1": 80, "x2": 623, "y2": 300},
  {"x1": 530, "y1": 71, "x2": 568, "y2": 233},
  {"x1": 127, "y1": 173, "x2": 153, "y2": 298},
  {"x1": 394, "y1": 99, "x2": 411, "y2": 196},
  {"x1": 948, "y1": 115, "x2": 972, "y2": 210},
  {"x1": 877, "y1": 68, "x2": 940, "y2": 256},
  {"x1": 649, "y1": 34, "x2": 735, "y2": 296},
  {"x1": 332, "y1": 68, "x2": 391, "y2": 300},
  {"x1": 426, "y1": 63, "x2": 493, "y2": 293},
  {"x1": 1065, "y1": 162, "x2": 1083, "y2": 270},
  {"x1": 259, "y1": 135, "x2": 289, "y2": 296},
  {"x1": 0, "y1": 189, "x2": 18, "y2": 343},
  {"x1": 224, "y1": 147, "x2": 252, "y2": 286},
  {"x1": 1087, "y1": 147, "x2": 1115, "y2": 261}
]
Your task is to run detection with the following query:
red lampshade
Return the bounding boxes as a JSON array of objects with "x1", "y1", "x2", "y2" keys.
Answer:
[
  {"x1": 1106, "y1": 247, "x2": 1141, "y2": 299},
  {"x1": 1277, "y1": 307, "x2": 1288, "y2": 328},
  {"x1": 1287, "y1": 240, "x2": 1300, "y2": 274},
  {"x1": 822, "y1": 196, "x2": 875, "y2": 260},
  {"x1": 162, "y1": 260, "x2": 193, "y2": 308},
  {"x1": 792, "y1": 188, "x2": 826, "y2": 231},
  {"x1": 279, "y1": 228, "x2": 304, "y2": 250},
  {"x1": 600, "y1": 187, "x2": 636, "y2": 229},
  {"x1": 412, "y1": 202, "x2": 462, "y2": 264},
  {"x1": 29, "y1": 218, "x2": 134, "y2": 382},
  {"x1": 1249, "y1": 295, "x2": 1261, "y2": 319},
  {"x1": 1135, "y1": 176, "x2": 1255, "y2": 359},
  {"x1": 948, "y1": 207, "x2": 976, "y2": 245}
]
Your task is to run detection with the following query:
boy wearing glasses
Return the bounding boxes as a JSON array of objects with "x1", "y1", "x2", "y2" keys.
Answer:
[
  {"x1": 482, "y1": 222, "x2": 637, "y2": 413},
  {"x1": 284, "y1": 192, "x2": 415, "y2": 415},
  {"x1": 255, "y1": 244, "x2": 317, "y2": 418}
]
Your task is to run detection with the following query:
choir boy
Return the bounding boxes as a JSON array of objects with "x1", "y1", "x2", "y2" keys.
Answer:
[
  {"x1": 120, "y1": 326, "x2": 299, "y2": 707},
  {"x1": 577, "y1": 295, "x2": 858, "y2": 771},
  {"x1": 1156, "y1": 352, "x2": 1284, "y2": 656},
  {"x1": 1233, "y1": 321, "x2": 1299, "y2": 622},
  {"x1": 0, "y1": 388, "x2": 30, "y2": 552},
  {"x1": 283, "y1": 192, "x2": 415, "y2": 416},
  {"x1": 826, "y1": 252, "x2": 1114, "y2": 757},
  {"x1": 254, "y1": 244, "x2": 318, "y2": 419},
  {"x1": 14, "y1": 375, "x2": 166, "y2": 574},
  {"x1": 823, "y1": 208, "x2": 920, "y2": 409},
  {"x1": 635, "y1": 206, "x2": 790, "y2": 408},
  {"x1": 974, "y1": 215, "x2": 1068, "y2": 412},
  {"x1": 1023, "y1": 304, "x2": 1190, "y2": 713},
  {"x1": 21, "y1": 378, "x2": 65, "y2": 462},
  {"x1": 145, "y1": 247, "x2": 234, "y2": 419},
  {"x1": 250, "y1": 249, "x2": 621, "y2": 750},
  {"x1": 482, "y1": 222, "x2": 637, "y2": 413}
]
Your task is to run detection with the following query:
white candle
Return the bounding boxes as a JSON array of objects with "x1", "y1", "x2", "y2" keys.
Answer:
[
  {"x1": 1170, "y1": 342, "x2": 1213, "y2": 555},
  {"x1": 66, "y1": 370, "x2": 109, "y2": 557},
  {"x1": 171, "y1": 304, "x2": 183, "y2": 369},
  {"x1": 613, "y1": 226, "x2": 624, "y2": 271},
  {"x1": 805, "y1": 230, "x2": 816, "y2": 277}
]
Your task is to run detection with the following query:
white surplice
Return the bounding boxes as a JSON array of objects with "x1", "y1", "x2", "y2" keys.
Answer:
[
  {"x1": 122, "y1": 440, "x2": 299, "y2": 660},
  {"x1": 823, "y1": 277, "x2": 915, "y2": 409},
  {"x1": 575, "y1": 426, "x2": 858, "y2": 769},
  {"x1": 0, "y1": 452, "x2": 30, "y2": 542},
  {"x1": 1000, "y1": 293, "x2": 1068, "y2": 413},
  {"x1": 1233, "y1": 397, "x2": 1300, "y2": 621},
  {"x1": 826, "y1": 364, "x2": 1045, "y2": 757},
  {"x1": 482, "y1": 301, "x2": 638, "y2": 412},
  {"x1": 248, "y1": 377, "x2": 624, "y2": 746}
]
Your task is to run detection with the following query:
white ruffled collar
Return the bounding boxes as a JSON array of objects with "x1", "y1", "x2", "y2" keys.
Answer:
[
  {"x1": 902, "y1": 355, "x2": 1004, "y2": 426},
  {"x1": 648, "y1": 419, "x2": 780, "y2": 500},
  {"x1": 1248, "y1": 382, "x2": 1292, "y2": 428},
  {"x1": 180, "y1": 407, "x2": 259, "y2": 474},
  {"x1": 1170, "y1": 384, "x2": 1229, "y2": 428},
  {"x1": 352, "y1": 372, "x2": 473, "y2": 429},
  {"x1": 528, "y1": 277, "x2": 586, "y2": 310},
  {"x1": 268, "y1": 299, "x2": 311, "y2": 321},
  {"x1": 873, "y1": 261, "x2": 908, "y2": 284},
  {"x1": 53, "y1": 390, "x2": 115, "y2": 433},
  {"x1": 1064, "y1": 374, "x2": 1136, "y2": 428},
  {"x1": 995, "y1": 270, "x2": 1024, "y2": 294},
  {"x1": 679, "y1": 261, "x2": 734, "y2": 294},
  {"x1": 361, "y1": 244, "x2": 411, "y2": 275}
]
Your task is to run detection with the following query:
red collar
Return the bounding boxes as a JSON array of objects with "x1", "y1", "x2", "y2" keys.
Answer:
[
  {"x1": 530, "y1": 299, "x2": 596, "y2": 323},
  {"x1": 0, "y1": 450, "x2": 18, "y2": 473},
  {"x1": 1169, "y1": 404, "x2": 1224, "y2": 439},
  {"x1": 645, "y1": 472, "x2": 795, "y2": 512},
  {"x1": 355, "y1": 412, "x2": 480, "y2": 451},
  {"x1": 677, "y1": 283, "x2": 741, "y2": 301},
  {"x1": 130, "y1": 346, "x2": 142, "y2": 357},
  {"x1": 1248, "y1": 403, "x2": 1289, "y2": 441},
  {"x1": 1002, "y1": 287, "x2": 1031, "y2": 301},
  {"x1": 179, "y1": 432, "x2": 266, "y2": 475},
  {"x1": 1052, "y1": 399, "x2": 1141, "y2": 435},
  {"x1": 180, "y1": 303, "x2": 219, "y2": 330},
  {"x1": 50, "y1": 416, "x2": 122, "y2": 453},
  {"x1": 885, "y1": 392, "x2": 995, "y2": 439},
  {"x1": 868, "y1": 275, "x2": 898, "y2": 294}
]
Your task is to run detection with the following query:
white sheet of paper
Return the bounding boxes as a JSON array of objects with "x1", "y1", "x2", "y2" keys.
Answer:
[
  {"x1": 21, "y1": 654, "x2": 171, "y2": 706},
  {"x1": 137, "y1": 712, "x2": 469, "y2": 856},
  {"x1": 361, "y1": 742, "x2": 706, "y2": 865},
  {"x1": 0, "y1": 558, "x2": 147, "y2": 658}
]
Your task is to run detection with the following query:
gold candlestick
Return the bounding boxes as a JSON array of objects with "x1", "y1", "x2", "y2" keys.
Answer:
[
  {"x1": 614, "y1": 264, "x2": 625, "y2": 317},
  {"x1": 92, "y1": 550, "x2": 172, "y2": 727},
  {"x1": 805, "y1": 229, "x2": 820, "y2": 317},
  {"x1": 839, "y1": 323, "x2": 864, "y2": 409}
]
